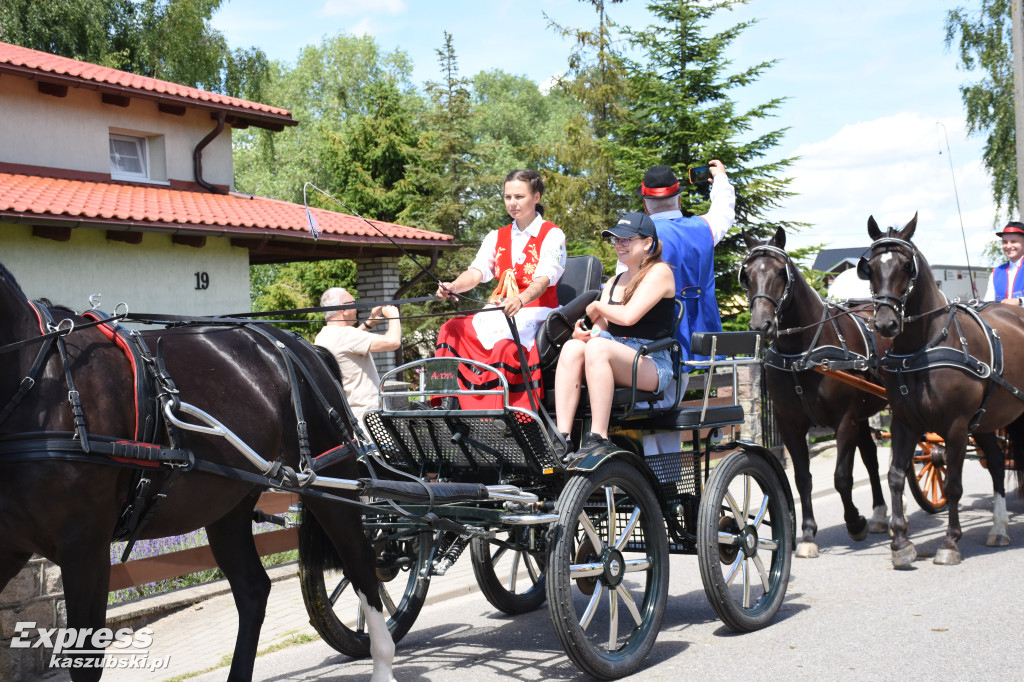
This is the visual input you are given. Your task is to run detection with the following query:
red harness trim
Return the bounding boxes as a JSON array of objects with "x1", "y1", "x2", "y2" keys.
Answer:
[
  {"x1": 81, "y1": 311, "x2": 143, "y2": 440},
  {"x1": 109, "y1": 440, "x2": 162, "y2": 467}
]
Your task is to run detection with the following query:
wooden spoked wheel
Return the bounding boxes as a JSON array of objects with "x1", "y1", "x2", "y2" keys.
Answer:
[{"x1": 908, "y1": 437, "x2": 947, "y2": 514}]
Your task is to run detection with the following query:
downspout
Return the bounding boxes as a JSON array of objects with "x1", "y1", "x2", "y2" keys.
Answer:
[
  {"x1": 193, "y1": 112, "x2": 228, "y2": 194},
  {"x1": 391, "y1": 245, "x2": 440, "y2": 367}
]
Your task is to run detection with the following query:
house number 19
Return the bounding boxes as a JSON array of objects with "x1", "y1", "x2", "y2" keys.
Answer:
[{"x1": 194, "y1": 272, "x2": 210, "y2": 290}]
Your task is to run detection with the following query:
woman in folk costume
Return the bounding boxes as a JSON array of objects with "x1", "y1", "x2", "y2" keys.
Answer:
[{"x1": 435, "y1": 169, "x2": 567, "y2": 410}]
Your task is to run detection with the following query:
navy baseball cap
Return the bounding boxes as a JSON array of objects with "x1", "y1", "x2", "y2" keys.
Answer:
[{"x1": 603, "y1": 212, "x2": 658, "y2": 242}]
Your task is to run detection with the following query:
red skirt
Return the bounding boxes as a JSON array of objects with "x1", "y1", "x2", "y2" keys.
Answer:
[{"x1": 435, "y1": 316, "x2": 543, "y2": 410}]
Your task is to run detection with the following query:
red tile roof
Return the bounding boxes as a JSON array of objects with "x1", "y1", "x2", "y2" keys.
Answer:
[
  {"x1": 0, "y1": 172, "x2": 453, "y2": 247},
  {"x1": 0, "y1": 41, "x2": 294, "y2": 127}
]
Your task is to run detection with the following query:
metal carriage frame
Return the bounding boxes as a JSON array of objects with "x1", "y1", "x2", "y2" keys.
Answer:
[{"x1": 298, "y1": 330, "x2": 796, "y2": 680}]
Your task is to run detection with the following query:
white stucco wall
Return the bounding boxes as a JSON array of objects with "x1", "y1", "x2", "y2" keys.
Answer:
[
  {"x1": 0, "y1": 75, "x2": 234, "y2": 187},
  {"x1": 0, "y1": 224, "x2": 250, "y2": 317}
]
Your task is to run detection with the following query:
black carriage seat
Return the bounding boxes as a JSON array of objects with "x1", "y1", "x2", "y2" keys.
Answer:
[
  {"x1": 622, "y1": 331, "x2": 763, "y2": 432},
  {"x1": 535, "y1": 255, "x2": 604, "y2": 368}
]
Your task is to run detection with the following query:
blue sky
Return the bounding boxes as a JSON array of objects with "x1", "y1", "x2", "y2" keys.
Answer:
[{"x1": 212, "y1": 0, "x2": 1001, "y2": 270}]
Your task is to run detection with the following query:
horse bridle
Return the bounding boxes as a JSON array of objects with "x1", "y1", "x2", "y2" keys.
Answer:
[
  {"x1": 857, "y1": 237, "x2": 920, "y2": 333},
  {"x1": 739, "y1": 244, "x2": 795, "y2": 327}
]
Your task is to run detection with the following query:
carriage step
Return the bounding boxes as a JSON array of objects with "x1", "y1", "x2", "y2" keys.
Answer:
[{"x1": 499, "y1": 512, "x2": 559, "y2": 525}]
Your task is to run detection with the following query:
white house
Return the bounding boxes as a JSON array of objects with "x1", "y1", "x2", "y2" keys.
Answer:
[{"x1": 0, "y1": 41, "x2": 453, "y2": 354}]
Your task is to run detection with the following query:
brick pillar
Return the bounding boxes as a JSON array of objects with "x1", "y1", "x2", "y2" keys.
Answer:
[
  {"x1": 353, "y1": 256, "x2": 402, "y2": 376},
  {"x1": 0, "y1": 558, "x2": 64, "y2": 679}
]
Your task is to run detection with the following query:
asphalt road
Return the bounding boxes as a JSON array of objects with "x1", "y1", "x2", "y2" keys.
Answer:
[{"x1": 192, "y1": 451, "x2": 1024, "y2": 682}]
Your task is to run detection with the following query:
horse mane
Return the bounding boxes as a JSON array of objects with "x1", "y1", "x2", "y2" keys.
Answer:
[{"x1": 0, "y1": 262, "x2": 27, "y2": 300}]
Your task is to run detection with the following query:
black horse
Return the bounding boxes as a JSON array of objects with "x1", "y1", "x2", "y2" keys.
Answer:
[
  {"x1": 860, "y1": 214, "x2": 1024, "y2": 566},
  {"x1": 741, "y1": 228, "x2": 889, "y2": 558},
  {"x1": 0, "y1": 261, "x2": 395, "y2": 681}
]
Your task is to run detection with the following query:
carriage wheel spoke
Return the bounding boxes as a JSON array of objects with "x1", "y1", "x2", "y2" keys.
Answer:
[
  {"x1": 752, "y1": 554, "x2": 770, "y2": 591},
  {"x1": 328, "y1": 577, "x2": 350, "y2": 605},
  {"x1": 615, "y1": 507, "x2": 641, "y2": 552},
  {"x1": 623, "y1": 557, "x2": 652, "y2": 573},
  {"x1": 752, "y1": 495, "x2": 769, "y2": 529},
  {"x1": 616, "y1": 584, "x2": 643, "y2": 626},
  {"x1": 579, "y1": 513, "x2": 605, "y2": 553},
  {"x1": 724, "y1": 490, "x2": 747, "y2": 530},
  {"x1": 508, "y1": 550, "x2": 520, "y2": 591},
  {"x1": 570, "y1": 561, "x2": 604, "y2": 579},
  {"x1": 742, "y1": 556, "x2": 752, "y2": 608},
  {"x1": 580, "y1": 582, "x2": 603, "y2": 630},
  {"x1": 491, "y1": 544, "x2": 509, "y2": 565},
  {"x1": 379, "y1": 582, "x2": 397, "y2": 617},
  {"x1": 605, "y1": 486, "x2": 617, "y2": 546},
  {"x1": 524, "y1": 552, "x2": 541, "y2": 584},
  {"x1": 607, "y1": 584, "x2": 619, "y2": 650}
]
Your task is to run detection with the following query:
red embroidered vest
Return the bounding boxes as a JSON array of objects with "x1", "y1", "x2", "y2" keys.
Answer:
[{"x1": 493, "y1": 221, "x2": 561, "y2": 309}]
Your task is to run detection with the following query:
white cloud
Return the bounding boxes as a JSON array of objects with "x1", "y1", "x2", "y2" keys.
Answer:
[
  {"x1": 348, "y1": 17, "x2": 375, "y2": 37},
  {"x1": 778, "y1": 112, "x2": 999, "y2": 269},
  {"x1": 320, "y1": 0, "x2": 406, "y2": 17}
]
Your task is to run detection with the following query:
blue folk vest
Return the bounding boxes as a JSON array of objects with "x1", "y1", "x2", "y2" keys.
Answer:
[
  {"x1": 992, "y1": 261, "x2": 1024, "y2": 301},
  {"x1": 655, "y1": 215, "x2": 722, "y2": 367}
]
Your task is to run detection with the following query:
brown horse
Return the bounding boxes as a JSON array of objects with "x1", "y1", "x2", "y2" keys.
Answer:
[
  {"x1": 741, "y1": 228, "x2": 889, "y2": 558},
  {"x1": 859, "y1": 214, "x2": 1024, "y2": 566},
  {"x1": 0, "y1": 261, "x2": 395, "y2": 680}
]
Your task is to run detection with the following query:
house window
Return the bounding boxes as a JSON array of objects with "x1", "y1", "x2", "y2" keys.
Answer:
[{"x1": 109, "y1": 134, "x2": 149, "y2": 180}]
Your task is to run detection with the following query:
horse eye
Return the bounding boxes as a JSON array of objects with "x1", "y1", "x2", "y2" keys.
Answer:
[
  {"x1": 739, "y1": 270, "x2": 750, "y2": 289},
  {"x1": 902, "y1": 260, "x2": 914, "y2": 274}
]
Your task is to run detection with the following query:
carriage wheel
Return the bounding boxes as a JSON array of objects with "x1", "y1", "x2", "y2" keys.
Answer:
[
  {"x1": 907, "y1": 441, "x2": 948, "y2": 514},
  {"x1": 470, "y1": 527, "x2": 547, "y2": 614},
  {"x1": 697, "y1": 449, "x2": 792, "y2": 632},
  {"x1": 299, "y1": 515, "x2": 431, "y2": 658},
  {"x1": 546, "y1": 460, "x2": 668, "y2": 680}
]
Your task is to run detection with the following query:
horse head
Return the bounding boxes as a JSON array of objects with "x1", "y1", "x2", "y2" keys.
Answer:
[
  {"x1": 740, "y1": 227, "x2": 794, "y2": 340},
  {"x1": 858, "y1": 213, "x2": 921, "y2": 338}
]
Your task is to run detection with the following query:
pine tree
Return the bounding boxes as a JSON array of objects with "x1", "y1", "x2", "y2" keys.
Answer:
[{"x1": 614, "y1": 0, "x2": 800, "y2": 319}]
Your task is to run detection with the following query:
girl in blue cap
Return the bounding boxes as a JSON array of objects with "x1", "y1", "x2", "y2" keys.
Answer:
[{"x1": 554, "y1": 212, "x2": 676, "y2": 453}]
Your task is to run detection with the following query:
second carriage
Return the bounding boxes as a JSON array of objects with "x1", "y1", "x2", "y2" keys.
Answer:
[{"x1": 298, "y1": 256, "x2": 795, "y2": 679}]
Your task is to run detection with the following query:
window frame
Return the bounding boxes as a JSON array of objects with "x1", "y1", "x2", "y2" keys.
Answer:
[{"x1": 109, "y1": 133, "x2": 150, "y2": 181}]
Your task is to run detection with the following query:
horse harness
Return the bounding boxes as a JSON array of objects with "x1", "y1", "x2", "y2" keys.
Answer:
[
  {"x1": 863, "y1": 236, "x2": 1024, "y2": 432},
  {"x1": 743, "y1": 244, "x2": 880, "y2": 427},
  {"x1": 0, "y1": 303, "x2": 359, "y2": 560},
  {"x1": 764, "y1": 302, "x2": 880, "y2": 428}
]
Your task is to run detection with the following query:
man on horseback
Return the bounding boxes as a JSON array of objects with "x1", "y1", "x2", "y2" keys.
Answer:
[
  {"x1": 983, "y1": 221, "x2": 1024, "y2": 306},
  {"x1": 315, "y1": 287, "x2": 402, "y2": 422},
  {"x1": 637, "y1": 161, "x2": 735, "y2": 381}
]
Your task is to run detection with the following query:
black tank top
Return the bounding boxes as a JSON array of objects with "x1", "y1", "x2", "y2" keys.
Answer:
[{"x1": 604, "y1": 272, "x2": 675, "y2": 340}]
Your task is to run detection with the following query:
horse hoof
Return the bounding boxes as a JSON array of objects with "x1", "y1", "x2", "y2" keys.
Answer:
[
  {"x1": 892, "y1": 544, "x2": 917, "y2": 569},
  {"x1": 986, "y1": 533, "x2": 1010, "y2": 548},
  {"x1": 796, "y1": 542, "x2": 819, "y2": 558},
  {"x1": 868, "y1": 520, "x2": 888, "y2": 534},
  {"x1": 848, "y1": 516, "x2": 869, "y2": 542},
  {"x1": 933, "y1": 548, "x2": 962, "y2": 565}
]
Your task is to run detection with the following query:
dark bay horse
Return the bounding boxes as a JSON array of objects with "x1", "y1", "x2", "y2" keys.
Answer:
[
  {"x1": 860, "y1": 214, "x2": 1024, "y2": 566},
  {"x1": 0, "y1": 262, "x2": 395, "y2": 681},
  {"x1": 741, "y1": 228, "x2": 889, "y2": 558}
]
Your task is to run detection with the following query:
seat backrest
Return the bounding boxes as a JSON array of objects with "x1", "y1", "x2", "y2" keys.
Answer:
[{"x1": 556, "y1": 255, "x2": 603, "y2": 305}]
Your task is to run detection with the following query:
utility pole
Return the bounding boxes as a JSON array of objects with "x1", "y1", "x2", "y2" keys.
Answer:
[{"x1": 1012, "y1": 0, "x2": 1024, "y2": 219}]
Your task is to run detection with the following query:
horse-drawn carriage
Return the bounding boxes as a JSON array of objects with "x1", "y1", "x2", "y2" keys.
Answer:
[{"x1": 0, "y1": 255, "x2": 794, "y2": 681}]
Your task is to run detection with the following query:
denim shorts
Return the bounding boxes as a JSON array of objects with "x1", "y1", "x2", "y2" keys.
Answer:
[{"x1": 595, "y1": 330, "x2": 675, "y2": 393}]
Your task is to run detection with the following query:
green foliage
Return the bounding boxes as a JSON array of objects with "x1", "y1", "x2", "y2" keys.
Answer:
[
  {"x1": 250, "y1": 260, "x2": 357, "y2": 339},
  {"x1": 946, "y1": 1, "x2": 1017, "y2": 218},
  {"x1": 0, "y1": 0, "x2": 266, "y2": 97}
]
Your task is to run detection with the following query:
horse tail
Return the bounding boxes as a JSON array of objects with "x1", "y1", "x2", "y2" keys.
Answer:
[
  {"x1": 1005, "y1": 417, "x2": 1024, "y2": 497},
  {"x1": 299, "y1": 506, "x2": 345, "y2": 572}
]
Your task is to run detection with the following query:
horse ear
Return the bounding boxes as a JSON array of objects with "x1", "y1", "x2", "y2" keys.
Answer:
[
  {"x1": 742, "y1": 230, "x2": 758, "y2": 250},
  {"x1": 773, "y1": 226, "x2": 787, "y2": 249},
  {"x1": 899, "y1": 212, "x2": 918, "y2": 241},
  {"x1": 867, "y1": 215, "x2": 882, "y2": 241}
]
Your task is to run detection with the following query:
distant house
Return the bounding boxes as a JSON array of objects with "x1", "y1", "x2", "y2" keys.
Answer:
[
  {"x1": 813, "y1": 246, "x2": 988, "y2": 302},
  {"x1": 0, "y1": 41, "x2": 454, "y2": 372}
]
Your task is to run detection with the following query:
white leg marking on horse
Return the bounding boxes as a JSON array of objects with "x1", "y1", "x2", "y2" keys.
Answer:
[
  {"x1": 357, "y1": 590, "x2": 397, "y2": 682},
  {"x1": 987, "y1": 493, "x2": 1010, "y2": 547},
  {"x1": 868, "y1": 505, "x2": 889, "y2": 534}
]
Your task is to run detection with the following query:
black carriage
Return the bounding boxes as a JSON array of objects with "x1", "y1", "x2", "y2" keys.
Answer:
[{"x1": 298, "y1": 258, "x2": 795, "y2": 679}]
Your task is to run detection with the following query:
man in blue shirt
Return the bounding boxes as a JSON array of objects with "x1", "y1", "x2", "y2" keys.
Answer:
[{"x1": 637, "y1": 161, "x2": 735, "y2": 373}]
